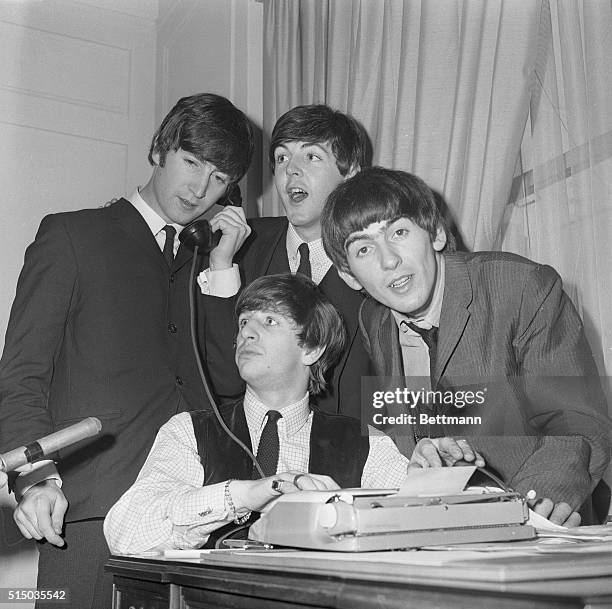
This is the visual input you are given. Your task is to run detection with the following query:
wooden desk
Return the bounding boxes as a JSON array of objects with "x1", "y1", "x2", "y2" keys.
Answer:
[{"x1": 107, "y1": 547, "x2": 612, "y2": 609}]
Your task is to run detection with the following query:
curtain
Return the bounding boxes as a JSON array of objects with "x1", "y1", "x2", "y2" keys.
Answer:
[
  {"x1": 502, "y1": 0, "x2": 612, "y2": 378},
  {"x1": 263, "y1": 0, "x2": 541, "y2": 251}
]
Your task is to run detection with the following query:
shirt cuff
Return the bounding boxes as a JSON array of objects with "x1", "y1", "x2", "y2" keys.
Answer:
[
  {"x1": 197, "y1": 264, "x2": 241, "y2": 297},
  {"x1": 170, "y1": 482, "x2": 229, "y2": 526},
  {"x1": 13, "y1": 461, "x2": 62, "y2": 498}
]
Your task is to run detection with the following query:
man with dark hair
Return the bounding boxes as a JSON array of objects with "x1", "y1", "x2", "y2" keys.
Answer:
[
  {"x1": 0, "y1": 93, "x2": 253, "y2": 607},
  {"x1": 104, "y1": 273, "x2": 482, "y2": 553},
  {"x1": 204, "y1": 104, "x2": 373, "y2": 418},
  {"x1": 321, "y1": 166, "x2": 611, "y2": 526}
]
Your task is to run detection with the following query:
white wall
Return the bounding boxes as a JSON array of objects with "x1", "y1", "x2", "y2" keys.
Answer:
[
  {"x1": 0, "y1": 0, "x2": 159, "y2": 602},
  {"x1": 156, "y1": 0, "x2": 264, "y2": 217}
]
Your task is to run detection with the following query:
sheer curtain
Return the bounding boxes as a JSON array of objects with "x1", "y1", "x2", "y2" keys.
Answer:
[
  {"x1": 502, "y1": 0, "x2": 612, "y2": 379},
  {"x1": 262, "y1": 0, "x2": 611, "y2": 380},
  {"x1": 263, "y1": 0, "x2": 541, "y2": 251}
]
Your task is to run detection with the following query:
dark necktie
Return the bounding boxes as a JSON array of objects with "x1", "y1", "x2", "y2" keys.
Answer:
[
  {"x1": 162, "y1": 225, "x2": 176, "y2": 268},
  {"x1": 254, "y1": 410, "x2": 282, "y2": 477},
  {"x1": 405, "y1": 322, "x2": 441, "y2": 441},
  {"x1": 406, "y1": 322, "x2": 438, "y2": 381},
  {"x1": 296, "y1": 243, "x2": 311, "y2": 279}
]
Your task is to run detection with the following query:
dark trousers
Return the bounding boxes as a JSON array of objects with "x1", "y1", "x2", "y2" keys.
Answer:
[{"x1": 36, "y1": 519, "x2": 113, "y2": 609}]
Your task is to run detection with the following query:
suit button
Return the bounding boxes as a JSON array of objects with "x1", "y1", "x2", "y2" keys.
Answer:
[
  {"x1": 168, "y1": 322, "x2": 177, "y2": 333},
  {"x1": 170, "y1": 273, "x2": 176, "y2": 283},
  {"x1": 176, "y1": 376, "x2": 183, "y2": 385}
]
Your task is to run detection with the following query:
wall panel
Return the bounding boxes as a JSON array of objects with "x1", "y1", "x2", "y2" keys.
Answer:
[{"x1": 0, "y1": 0, "x2": 158, "y2": 600}]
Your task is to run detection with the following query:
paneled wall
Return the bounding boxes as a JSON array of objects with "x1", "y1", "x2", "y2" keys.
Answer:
[
  {"x1": 0, "y1": 0, "x2": 157, "y2": 353},
  {"x1": 0, "y1": 0, "x2": 158, "y2": 601}
]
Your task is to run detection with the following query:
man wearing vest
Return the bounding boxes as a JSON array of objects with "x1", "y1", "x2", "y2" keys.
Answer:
[{"x1": 104, "y1": 273, "x2": 483, "y2": 553}]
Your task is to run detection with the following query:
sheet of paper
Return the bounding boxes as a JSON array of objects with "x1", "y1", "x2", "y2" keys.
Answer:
[
  {"x1": 396, "y1": 466, "x2": 476, "y2": 496},
  {"x1": 527, "y1": 508, "x2": 567, "y2": 532}
]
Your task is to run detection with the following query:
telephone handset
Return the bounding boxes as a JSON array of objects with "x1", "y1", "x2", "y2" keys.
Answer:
[
  {"x1": 179, "y1": 183, "x2": 242, "y2": 253},
  {"x1": 180, "y1": 177, "x2": 265, "y2": 493}
]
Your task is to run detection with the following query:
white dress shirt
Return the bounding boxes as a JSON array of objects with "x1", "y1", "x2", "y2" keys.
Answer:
[
  {"x1": 285, "y1": 223, "x2": 332, "y2": 285},
  {"x1": 104, "y1": 388, "x2": 410, "y2": 554}
]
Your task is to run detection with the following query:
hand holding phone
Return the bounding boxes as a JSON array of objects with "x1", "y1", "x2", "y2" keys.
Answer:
[{"x1": 179, "y1": 183, "x2": 243, "y2": 253}]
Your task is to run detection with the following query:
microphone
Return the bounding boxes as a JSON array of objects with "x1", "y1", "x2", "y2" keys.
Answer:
[{"x1": 0, "y1": 417, "x2": 102, "y2": 472}]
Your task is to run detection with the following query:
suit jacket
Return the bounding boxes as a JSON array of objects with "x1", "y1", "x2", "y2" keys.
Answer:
[
  {"x1": 234, "y1": 217, "x2": 371, "y2": 418},
  {"x1": 360, "y1": 251, "x2": 610, "y2": 515},
  {"x1": 0, "y1": 199, "x2": 239, "y2": 521}
]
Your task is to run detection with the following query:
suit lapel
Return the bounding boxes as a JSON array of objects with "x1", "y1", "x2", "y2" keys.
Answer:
[
  {"x1": 362, "y1": 298, "x2": 403, "y2": 377},
  {"x1": 110, "y1": 199, "x2": 164, "y2": 267},
  {"x1": 377, "y1": 306, "x2": 403, "y2": 377},
  {"x1": 435, "y1": 254, "x2": 472, "y2": 385},
  {"x1": 109, "y1": 199, "x2": 199, "y2": 274},
  {"x1": 264, "y1": 230, "x2": 290, "y2": 275}
]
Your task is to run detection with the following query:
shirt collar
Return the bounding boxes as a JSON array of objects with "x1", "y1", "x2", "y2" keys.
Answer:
[
  {"x1": 128, "y1": 188, "x2": 183, "y2": 237},
  {"x1": 285, "y1": 222, "x2": 326, "y2": 263},
  {"x1": 392, "y1": 253, "x2": 445, "y2": 331},
  {"x1": 243, "y1": 386, "x2": 311, "y2": 436}
]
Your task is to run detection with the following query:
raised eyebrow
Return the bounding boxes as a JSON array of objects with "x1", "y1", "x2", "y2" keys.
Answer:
[
  {"x1": 344, "y1": 232, "x2": 371, "y2": 251},
  {"x1": 302, "y1": 142, "x2": 331, "y2": 155}
]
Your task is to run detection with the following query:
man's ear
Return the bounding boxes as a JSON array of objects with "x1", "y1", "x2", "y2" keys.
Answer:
[
  {"x1": 302, "y1": 345, "x2": 325, "y2": 366},
  {"x1": 343, "y1": 164, "x2": 360, "y2": 181},
  {"x1": 338, "y1": 269, "x2": 363, "y2": 291},
  {"x1": 433, "y1": 225, "x2": 447, "y2": 252},
  {"x1": 151, "y1": 150, "x2": 161, "y2": 167}
]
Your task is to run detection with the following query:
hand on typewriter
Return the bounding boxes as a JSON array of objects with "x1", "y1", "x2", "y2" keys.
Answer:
[
  {"x1": 281, "y1": 471, "x2": 341, "y2": 492},
  {"x1": 409, "y1": 437, "x2": 485, "y2": 469},
  {"x1": 229, "y1": 473, "x2": 340, "y2": 512},
  {"x1": 529, "y1": 497, "x2": 581, "y2": 527}
]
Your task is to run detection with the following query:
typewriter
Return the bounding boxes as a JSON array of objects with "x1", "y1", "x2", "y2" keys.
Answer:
[{"x1": 250, "y1": 468, "x2": 535, "y2": 552}]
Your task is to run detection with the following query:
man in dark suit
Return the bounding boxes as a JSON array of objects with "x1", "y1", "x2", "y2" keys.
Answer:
[
  {"x1": 321, "y1": 167, "x2": 611, "y2": 526},
  {"x1": 0, "y1": 93, "x2": 253, "y2": 608},
  {"x1": 206, "y1": 105, "x2": 373, "y2": 418}
]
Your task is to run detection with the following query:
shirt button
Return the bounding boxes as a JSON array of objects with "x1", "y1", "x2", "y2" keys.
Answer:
[
  {"x1": 175, "y1": 376, "x2": 183, "y2": 385},
  {"x1": 168, "y1": 322, "x2": 177, "y2": 333}
]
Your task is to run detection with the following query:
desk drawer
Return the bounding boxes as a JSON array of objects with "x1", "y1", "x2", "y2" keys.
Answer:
[
  {"x1": 180, "y1": 584, "x2": 327, "y2": 609},
  {"x1": 113, "y1": 576, "x2": 170, "y2": 609}
]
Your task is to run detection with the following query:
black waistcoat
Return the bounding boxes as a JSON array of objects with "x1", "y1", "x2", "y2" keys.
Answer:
[{"x1": 190, "y1": 400, "x2": 369, "y2": 488}]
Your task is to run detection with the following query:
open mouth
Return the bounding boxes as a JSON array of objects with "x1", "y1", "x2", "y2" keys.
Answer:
[
  {"x1": 178, "y1": 196, "x2": 199, "y2": 209},
  {"x1": 389, "y1": 275, "x2": 414, "y2": 289},
  {"x1": 288, "y1": 187, "x2": 308, "y2": 203}
]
